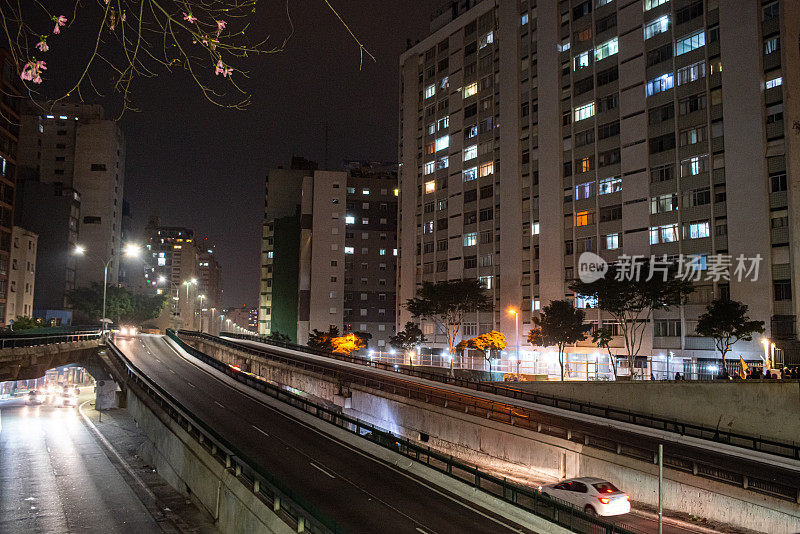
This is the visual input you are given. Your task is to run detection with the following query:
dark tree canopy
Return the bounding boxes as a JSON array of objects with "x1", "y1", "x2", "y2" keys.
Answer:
[
  {"x1": 307, "y1": 326, "x2": 340, "y2": 352},
  {"x1": 389, "y1": 322, "x2": 426, "y2": 352},
  {"x1": 66, "y1": 282, "x2": 168, "y2": 325},
  {"x1": 528, "y1": 300, "x2": 591, "y2": 381},
  {"x1": 696, "y1": 298, "x2": 765, "y2": 366}
]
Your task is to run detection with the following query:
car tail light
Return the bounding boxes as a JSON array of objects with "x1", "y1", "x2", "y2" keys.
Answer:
[
  {"x1": 599, "y1": 497, "x2": 610, "y2": 504},
  {"x1": 625, "y1": 495, "x2": 630, "y2": 501}
]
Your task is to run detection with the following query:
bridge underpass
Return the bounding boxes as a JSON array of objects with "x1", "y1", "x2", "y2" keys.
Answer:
[
  {"x1": 0, "y1": 331, "x2": 103, "y2": 382},
  {"x1": 179, "y1": 330, "x2": 800, "y2": 533}
]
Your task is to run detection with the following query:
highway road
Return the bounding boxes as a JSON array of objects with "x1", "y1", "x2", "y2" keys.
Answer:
[
  {"x1": 116, "y1": 334, "x2": 544, "y2": 534},
  {"x1": 0, "y1": 397, "x2": 161, "y2": 534}
]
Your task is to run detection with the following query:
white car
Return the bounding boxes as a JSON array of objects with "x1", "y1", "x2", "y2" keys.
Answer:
[
  {"x1": 117, "y1": 326, "x2": 138, "y2": 338},
  {"x1": 55, "y1": 392, "x2": 78, "y2": 408},
  {"x1": 540, "y1": 477, "x2": 630, "y2": 516},
  {"x1": 28, "y1": 390, "x2": 46, "y2": 404}
]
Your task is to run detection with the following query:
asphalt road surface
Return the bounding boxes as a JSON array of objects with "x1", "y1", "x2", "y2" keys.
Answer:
[
  {"x1": 116, "y1": 334, "x2": 541, "y2": 534},
  {"x1": 0, "y1": 397, "x2": 162, "y2": 534}
]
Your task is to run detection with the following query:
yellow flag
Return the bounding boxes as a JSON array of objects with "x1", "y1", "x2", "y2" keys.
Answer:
[{"x1": 739, "y1": 357, "x2": 749, "y2": 380}]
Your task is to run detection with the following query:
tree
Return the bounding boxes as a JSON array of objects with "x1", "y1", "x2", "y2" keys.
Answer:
[
  {"x1": 389, "y1": 322, "x2": 426, "y2": 352},
  {"x1": 405, "y1": 279, "x2": 491, "y2": 375},
  {"x1": 527, "y1": 300, "x2": 591, "y2": 381},
  {"x1": 696, "y1": 299, "x2": 765, "y2": 373},
  {"x1": 307, "y1": 326, "x2": 339, "y2": 352},
  {"x1": 569, "y1": 260, "x2": 693, "y2": 370},
  {"x1": 2, "y1": 1, "x2": 372, "y2": 114},
  {"x1": 265, "y1": 331, "x2": 291, "y2": 343},
  {"x1": 67, "y1": 283, "x2": 132, "y2": 324},
  {"x1": 8, "y1": 316, "x2": 47, "y2": 330},
  {"x1": 591, "y1": 326, "x2": 618, "y2": 379},
  {"x1": 123, "y1": 293, "x2": 169, "y2": 324},
  {"x1": 331, "y1": 333, "x2": 366, "y2": 356},
  {"x1": 456, "y1": 331, "x2": 507, "y2": 369}
]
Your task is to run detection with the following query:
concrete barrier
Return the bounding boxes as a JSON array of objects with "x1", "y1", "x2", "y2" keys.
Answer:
[
  {"x1": 508, "y1": 380, "x2": 800, "y2": 445},
  {"x1": 126, "y1": 388, "x2": 294, "y2": 534},
  {"x1": 185, "y1": 336, "x2": 800, "y2": 533}
]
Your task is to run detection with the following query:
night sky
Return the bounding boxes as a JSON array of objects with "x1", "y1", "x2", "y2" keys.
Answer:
[{"x1": 98, "y1": 1, "x2": 437, "y2": 307}]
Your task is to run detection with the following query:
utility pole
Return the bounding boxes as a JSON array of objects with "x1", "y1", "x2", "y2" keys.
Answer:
[{"x1": 658, "y1": 443, "x2": 663, "y2": 534}]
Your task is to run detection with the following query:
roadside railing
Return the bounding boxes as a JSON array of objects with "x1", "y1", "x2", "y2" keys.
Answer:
[
  {"x1": 105, "y1": 336, "x2": 342, "y2": 533},
  {"x1": 0, "y1": 330, "x2": 102, "y2": 349},
  {"x1": 215, "y1": 331, "x2": 800, "y2": 462},
  {"x1": 193, "y1": 330, "x2": 800, "y2": 504},
  {"x1": 168, "y1": 330, "x2": 643, "y2": 534}
]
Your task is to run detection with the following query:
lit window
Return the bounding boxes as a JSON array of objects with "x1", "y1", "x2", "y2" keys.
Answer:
[
  {"x1": 578, "y1": 156, "x2": 592, "y2": 173},
  {"x1": 676, "y1": 30, "x2": 705, "y2": 56},
  {"x1": 575, "y1": 211, "x2": 590, "y2": 227},
  {"x1": 649, "y1": 224, "x2": 679, "y2": 244},
  {"x1": 440, "y1": 76, "x2": 450, "y2": 89},
  {"x1": 594, "y1": 38, "x2": 618, "y2": 61},
  {"x1": 676, "y1": 60, "x2": 706, "y2": 86},
  {"x1": 379, "y1": 249, "x2": 386, "y2": 255},
  {"x1": 685, "y1": 221, "x2": 710, "y2": 239},
  {"x1": 427, "y1": 123, "x2": 435, "y2": 135},
  {"x1": 646, "y1": 73, "x2": 674, "y2": 96},
  {"x1": 574, "y1": 102, "x2": 595, "y2": 121},
  {"x1": 465, "y1": 124, "x2": 478, "y2": 139},
  {"x1": 479, "y1": 31, "x2": 494, "y2": 49},
  {"x1": 393, "y1": 249, "x2": 397, "y2": 256},
  {"x1": 435, "y1": 135, "x2": 449, "y2": 151},
  {"x1": 464, "y1": 232, "x2": 478, "y2": 247},
  {"x1": 766, "y1": 76, "x2": 783, "y2": 89},
  {"x1": 573, "y1": 51, "x2": 589, "y2": 71},
  {"x1": 598, "y1": 176, "x2": 622, "y2": 194},
  {"x1": 425, "y1": 180, "x2": 436, "y2": 194},
  {"x1": 533, "y1": 299, "x2": 540, "y2": 311},
  {"x1": 345, "y1": 215, "x2": 355, "y2": 224},
  {"x1": 479, "y1": 275, "x2": 493, "y2": 290},
  {"x1": 437, "y1": 116, "x2": 450, "y2": 130},
  {"x1": 424, "y1": 161, "x2": 435, "y2": 175},
  {"x1": 644, "y1": 0, "x2": 669, "y2": 10},
  {"x1": 644, "y1": 15, "x2": 669, "y2": 39},
  {"x1": 362, "y1": 188, "x2": 369, "y2": 195},
  {"x1": 531, "y1": 222, "x2": 540, "y2": 235},
  {"x1": 344, "y1": 246, "x2": 355, "y2": 254},
  {"x1": 425, "y1": 84, "x2": 436, "y2": 98},
  {"x1": 394, "y1": 188, "x2": 399, "y2": 196},
  {"x1": 605, "y1": 233, "x2": 619, "y2": 250},
  {"x1": 559, "y1": 40, "x2": 571, "y2": 52},
  {"x1": 463, "y1": 167, "x2": 477, "y2": 182},
  {"x1": 267, "y1": 251, "x2": 273, "y2": 259},
  {"x1": 463, "y1": 83, "x2": 478, "y2": 98},
  {"x1": 680, "y1": 155, "x2": 709, "y2": 177},
  {"x1": 479, "y1": 162, "x2": 494, "y2": 178},
  {"x1": 464, "y1": 145, "x2": 478, "y2": 161},
  {"x1": 521, "y1": 13, "x2": 529, "y2": 25},
  {"x1": 437, "y1": 156, "x2": 449, "y2": 170},
  {"x1": 764, "y1": 37, "x2": 780, "y2": 55},
  {"x1": 575, "y1": 182, "x2": 593, "y2": 200}
]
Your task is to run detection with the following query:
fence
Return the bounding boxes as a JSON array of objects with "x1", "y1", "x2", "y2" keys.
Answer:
[{"x1": 0, "y1": 330, "x2": 102, "y2": 349}]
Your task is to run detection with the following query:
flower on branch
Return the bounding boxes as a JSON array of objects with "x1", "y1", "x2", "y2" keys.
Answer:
[
  {"x1": 183, "y1": 12, "x2": 197, "y2": 23},
  {"x1": 216, "y1": 20, "x2": 227, "y2": 32},
  {"x1": 36, "y1": 38, "x2": 49, "y2": 52},
  {"x1": 20, "y1": 60, "x2": 46, "y2": 84},
  {"x1": 52, "y1": 15, "x2": 67, "y2": 34},
  {"x1": 215, "y1": 60, "x2": 233, "y2": 77}
]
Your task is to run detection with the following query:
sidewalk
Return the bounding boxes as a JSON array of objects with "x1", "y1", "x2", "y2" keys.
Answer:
[{"x1": 79, "y1": 397, "x2": 219, "y2": 534}]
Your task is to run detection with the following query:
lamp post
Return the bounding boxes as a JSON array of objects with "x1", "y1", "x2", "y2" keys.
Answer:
[
  {"x1": 198, "y1": 294, "x2": 206, "y2": 332},
  {"x1": 183, "y1": 278, "x2": 197, "y2": 330},
  {"x1": 508, "y1": 308, "x2": 520, "y2": 379},
  {"x1": 761, "y1": 338, "x2": 770, "y2": 373},
  {"x1": 74, "y1": 243, "x2": 140, "y2": 332}
]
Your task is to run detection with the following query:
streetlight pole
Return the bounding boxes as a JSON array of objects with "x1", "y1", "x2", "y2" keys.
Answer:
[
  {"x1": 508, "y1": 308, "x2": 520, "y2": 379},
  {"x1": 75, "y1": 244, "x2": 140, "y2": 332}
]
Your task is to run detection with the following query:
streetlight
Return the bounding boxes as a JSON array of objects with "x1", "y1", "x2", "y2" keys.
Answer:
[
  {"x1": 761, "y1": 338, "x2": 771, "y2": 372},
  {"x1": 198, "y1": 294, "x2": 206, "y2": 332},
  {"x1": 74, "y1": 243, "x2": 140, "y2": 332},
  {"x1": 508, "y1": 308, "x2": 520, "y2": 379}
]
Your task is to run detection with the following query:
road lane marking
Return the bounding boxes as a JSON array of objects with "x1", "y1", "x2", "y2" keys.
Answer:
[
  {"x1": 309, "y1": 462, "x2": 336, "y2": 479},
  {"x1": 214, "y1": 401, "x2": 225, "y2": 409},
  {"x1": 251, "y1": 425, "x2": 269, "y2": 437},
  {"x1": 169, "y1": 368, "x2": 176, "y2": 374},
  {"x1": 416, "y1": 528, "x2": 431, "y2": 534},
  {"x1": 187, "y1": 382, "x2": 196, "y2": 388}
]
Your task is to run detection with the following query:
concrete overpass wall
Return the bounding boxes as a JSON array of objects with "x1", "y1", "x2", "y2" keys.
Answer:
[
  {"x1": 126, "y1": 387, "x2": 296, "y2": 534},
  {"x1": 184, "y1": 337, "x2": 800, "y2": 533},
  {"x1": 0, "y1": 339, "x2": 101, "y2": 381},
  {"x1": 509, "y1": 380, "x2": 800, "y2": 445}
]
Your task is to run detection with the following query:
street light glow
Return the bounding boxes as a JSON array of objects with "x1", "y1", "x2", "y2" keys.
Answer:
[
  {"x1": 158, "y1": 275, "x2": 167, "y2": 283},
  {"x1": 74, "y1": 244, "x2": 86, "y2": 255},
  {"x1": 123, "y1": 243, "x2": 142, "y2": 258}
]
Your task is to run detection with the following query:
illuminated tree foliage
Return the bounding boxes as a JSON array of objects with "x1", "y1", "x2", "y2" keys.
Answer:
[
  {"x1": 0, "y1": 0, "x2": 372, "y2": 115},
  {"x1": 331, "y1": 333, "x2": 365, "y2": 356},
  {"x1": 456, "y1": 330, "x2": 507, "y2": 367}
]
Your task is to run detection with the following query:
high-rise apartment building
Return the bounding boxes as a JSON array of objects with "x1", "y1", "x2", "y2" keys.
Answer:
[
  {"x1": 0, "y1": 48, "x2": 21, "y2": 327},
  {"x1": 260, "y1": 160, "x2": 398, "y2": 348},
  {"x1": 198, "y1": 245, "x2": 223, "y2": 331},
  {"x1": 17, "y1": 102, "x2": 125, "y2": 289},
  {"x1": 5, "y1": 227, "x2": 37, "y2": 324},
  {"x1": 399, "y1": 0, "x2": 800, "y2": 367},
  {"x1": 143, "y1": 218, "x2": 200, "y2": 330}
]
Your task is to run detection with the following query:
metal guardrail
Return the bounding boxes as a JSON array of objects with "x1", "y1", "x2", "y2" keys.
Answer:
[
  {"x1": 104, "y1": 335, "x2": 341, "y2": 534},
  {"x1": 0, "y1": 330, "x2": 102, "y2": 349},
  {"x1": 168, "y1": 330, "x2": 642, "y2": 534},
  {"x1": 217, "y1": 331, "x2": 800, "y2": 462},
  {"x1": 197, "y1": 331, "x2": 800, "y2": 504}
]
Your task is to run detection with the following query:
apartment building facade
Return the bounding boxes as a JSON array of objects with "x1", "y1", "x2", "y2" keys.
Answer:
[
  {"x1": 5, "y1": 227, "x2": 37, "y2": 324},
  {"x1": 398, "y1": 0, "x2": 800, "y2": 367},
  {"x1": 0, "y1": 49, "x2": 21, "y2": 327},
  {"x1": 17, "y1": 103, "x2": 125, "y2": 290},
  {"x1": 260, "y1": 160, "x2": 398, "y2": 348}
]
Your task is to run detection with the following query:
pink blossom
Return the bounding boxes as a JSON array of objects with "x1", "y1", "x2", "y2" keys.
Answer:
[
  {"x1": 36, "y1": 39, "x2": 49, "y2": 52},
  {"x1": 20, "y1": 60, "x2": 46, "y2": 84},
  {"x1": 183, "y1": 12, "x2": 197, "y2": 23},
  {"x1": 52, "y1": 15, "x2": 67, "y2": 34},
  {"x1": 214, "y1": 60, "x2": 232, "y2": 77},
  {"x1": 216, "y1": 20, "x2": 226, "y2": 31}
]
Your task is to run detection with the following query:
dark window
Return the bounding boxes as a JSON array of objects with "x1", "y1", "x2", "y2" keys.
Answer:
[
  {"x1": 649, "y1": 133, "x2": 675, "y2": 154},
  {"x1": 57, "y1": 130, "x2": 67, "y2": 135},
  {"x1": 675, "y1": 1, "x2": 703, "y2": 25},
  {"x1": 464, "y1": 189, "x2": 477, "y2": 203},
  {"x1": 464, "y1": 256, "x2": 477, "y2": 269},
  {"x1": 83, "y1": 216, "x2": 102, "y2": 224},
  {"x1": 649, "y1": 103, "x2": 674, "y2": 125},
  {"x1": 464, "y1": 212, "x2": 477, "y2": 225},
  {"x1": 563, "y1": 160, "x2": 573, "y2": 177},
  {"x1": 464, "y1": 103, "x2": 477, "y2": 118},
  {"x1": 597, "y1": 66, "x2": 618, "y2": 86},
  {"x1": 464, "y1": 41, "x2": 477, "y2": 56},
  {"x1": 575, "y1": 128, "x2": 595, "y2": 147},
  {"x1": 598, "y1": 121, "x2": 619, "y2": 140},
  {"x1": 437, "y1": 218, "x2": 448, "y2": 230},
  {"x1": 574, "y1": 76, "x2": 594, "y2": 95},
  {"x1": 572, "y1": 1, "x2": 592, "y2": 20},
  {"x1": 679, "y1": 94, "x2": 706, "y2": 115},
  {"x1": 774, "y1": 280, "x2": 792, "y2": 301},
  {"x1": 596, "y1": 13, "x2": 616, "y2": 34},
  {"x1": 771, "y1": 173, "x2": 787, "y2": 192},
  {"x1": 91, "y1": 163, "x2": 107, "y2": 171},
  {"x1": 600, "y1": 204, "x2": 622, "y2": 222},
  {"x1": 646, "y1": 44, "x2": 672, "y2": 67},
  {"x1": 598, "y1": 149, "x2": 620, "y2": 167},
  {"x1": 479, "y1": 207, "x2": 493, "y2": 221},
  {"x1": 597, "y1": 93, "x2": 619, "y2": 113},
  {"x1": 480, "y1": 185, "x2": 493, "y2": 199}
]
